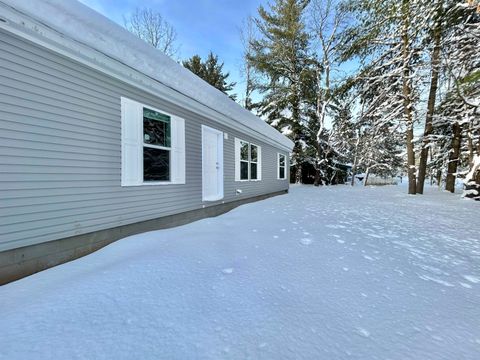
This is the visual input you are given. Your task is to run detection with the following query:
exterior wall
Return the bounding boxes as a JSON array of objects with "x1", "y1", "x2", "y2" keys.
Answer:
[
  {"x1": 0, "y1": 29, "x2": 290, "y2": 253},
  {"x1": 0, "y1": 190, "x2": 286, "y2": 285}
]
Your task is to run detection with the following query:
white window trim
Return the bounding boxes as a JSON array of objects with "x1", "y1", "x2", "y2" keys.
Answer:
[
  {"x1": 121, "y1": 97, "x2": 185, "y2": 186},
  {"x1": 235, "y1": 138, "x2": 262, "y2": 182},
  {"x1": 278, "y1": 153, "x2": 287, "y2": 180}
]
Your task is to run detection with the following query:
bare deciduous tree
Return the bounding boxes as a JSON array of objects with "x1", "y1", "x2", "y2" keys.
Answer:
[
  {"x1": 310, "y1": 0, "x2": 346, "y2": 186},
  {"x1": 239, "y1": 16, "x2": 258, "y2": 111},
  {"x1": 124, "y1": 8, "x2": 179, "y2": 58}
]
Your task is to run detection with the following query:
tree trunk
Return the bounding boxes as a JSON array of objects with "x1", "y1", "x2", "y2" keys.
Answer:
[
  {"x1": 436, "y1": 168, "x2": 442, "y2": 188},
  {"x1": 350, "y1": 137, "x2": 359, "y2": 186},
  {"x1": 364, "y1": 168, "x2": 370, "y2": 186},
  {"x1": 314, "y1": 142, "x2": 321, "y2": 186},
  {"x1": 417, "y1": 10, "x2": 442, "y2": 194},
  {"x1": 350, "y1": 162, "x2": 357, "y2": 186},
  {"x1": 401, "y1": 0, "x2": 416, "y2": 195},
  {"x1": 463, "y1": 155, "x2": 480, "y2": 200},
  {"x1": 445, "y1": 122, "x2": 462, "y2": 193},
  {"x1": 295, "y1": 162, "x2": 302, "y2": 184},
  {"x1": 313, "y1": 159, "x2": 321, "y2": 186}
]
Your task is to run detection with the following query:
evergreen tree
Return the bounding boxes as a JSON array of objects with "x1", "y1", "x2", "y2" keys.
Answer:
[
  {"x1": 249, "y1": 0, "x2": 314, "y2": 183},
  {"x1": 430, "y1": 2, "x2": 480, "y2": 196},
  {"x1": 182, "y1": 52, "x2": 237, "y2": 100}
]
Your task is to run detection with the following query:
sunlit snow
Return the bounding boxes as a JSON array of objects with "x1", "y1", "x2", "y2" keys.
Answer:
[{"x1": 1, "y1": 185, "x2": 479, "y2": 359}]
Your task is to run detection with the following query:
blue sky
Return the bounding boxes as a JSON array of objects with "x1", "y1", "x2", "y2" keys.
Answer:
[{"x1": 78, "y1": 0, "x2": 264, "y2": 102}]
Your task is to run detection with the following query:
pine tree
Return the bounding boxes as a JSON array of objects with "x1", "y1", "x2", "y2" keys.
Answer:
[
  {"x1": 182, "y1": 52, "x2": 237, "y2": 100},
  {"x1": 249, "y1": 0, "x2": 314, "y2": 183},
  {"x1": 432, "y1": 2, "x2": 480, "y2": 196}
]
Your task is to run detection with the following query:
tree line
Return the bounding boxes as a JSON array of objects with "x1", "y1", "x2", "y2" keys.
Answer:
[{"x1": 124, "y1": 2, "x2": 480, "y2": 200}]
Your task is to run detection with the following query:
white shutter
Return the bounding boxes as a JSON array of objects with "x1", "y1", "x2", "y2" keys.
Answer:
[
  {"x1": 234, "y1": 138, "x2": 241, "y2": 181},
  {"x1": 257, "y1": 145, "x2": 262, "y2": 180},
  {"x1": 171, "y1": 116, "x2": 186, "y2": 184},
  {"x1": 121, "y1": 97, "x2": 142, "y2": 186}
]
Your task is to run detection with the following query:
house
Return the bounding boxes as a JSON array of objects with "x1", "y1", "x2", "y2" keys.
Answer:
[{"x1": 0, "y1": 0, "x2": 294, "y2": 284}]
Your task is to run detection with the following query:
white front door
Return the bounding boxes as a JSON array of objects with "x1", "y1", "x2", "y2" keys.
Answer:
[{"x1": 202, "y1": 125, "x2": 224, "y2": 201}]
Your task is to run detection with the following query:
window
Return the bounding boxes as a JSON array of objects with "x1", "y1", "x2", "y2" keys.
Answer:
[
  {"x1": 250, "y1": 144, "x2": 258, "y2": 180},
  {"x1": 121, "y1": 97, "x2": 185, "y2": 186},
  {"x1": 143, "y1": 108, "x2": 171, "y2": 181},
  {"x1": 235, "y1": 138, "x2": 261, "y2": 181},
  {"x1": 278, "y1": 153, "x2": 286, "y2": 180},
  {"x1": 240, "y1": 140, "x2": 249, "y2": 180}
]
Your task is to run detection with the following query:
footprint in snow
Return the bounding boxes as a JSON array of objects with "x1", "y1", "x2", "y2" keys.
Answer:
[
  {"x1": 463, "y1": 275, "x2": 480, "y2": 284},
  {"x1": 355, "y1": 327, "x2": 371, "y2": 338},
  {"x1": 222, "y1": 268, "x2": 234, "y2": 274},
  {"x1": 300, "y1": 238, "x2": 312, "y2": 245}
]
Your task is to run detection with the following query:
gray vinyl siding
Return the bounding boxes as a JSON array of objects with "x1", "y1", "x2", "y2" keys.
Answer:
[{"x1": 0, "y1": 29, "x2": 289, "y2": 252}]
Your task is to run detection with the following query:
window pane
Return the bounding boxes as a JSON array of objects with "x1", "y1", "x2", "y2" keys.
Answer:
[
  {"x1": 279, "y1": 154, "x2": 285, "y2": 167},
  {"x1": 143, "y1": 108, "x2": 171, "y2": 147},
  {"x1": 240, "y1": 161, "x2": 249, "y2": 180},
  {"x1": 240, "y1": 141, "x2": 249, "y2": 161},
  {"x1": 143, "y1": 147, "x2": 170, "y2": 181},
  {"x1": 250, "y1": 162, "x2": 257, "y2": 180},
  {"x1": 251, "y1": 144, "x2": 258, "y2": 162}
]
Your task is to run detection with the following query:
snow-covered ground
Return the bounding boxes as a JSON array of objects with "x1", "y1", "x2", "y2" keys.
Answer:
[{"x1": 1, "y1": 185, "x2": 479, "y2": 360}]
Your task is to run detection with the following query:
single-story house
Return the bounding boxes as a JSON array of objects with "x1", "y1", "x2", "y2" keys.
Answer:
[{"x1": 0, "y1": 0, "x2": 294, "y2": 284}]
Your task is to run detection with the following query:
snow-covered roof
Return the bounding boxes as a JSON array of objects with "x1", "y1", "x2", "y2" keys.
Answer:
[{"x1": 0, "y1": 0, "x2": 294, "y2": 151}]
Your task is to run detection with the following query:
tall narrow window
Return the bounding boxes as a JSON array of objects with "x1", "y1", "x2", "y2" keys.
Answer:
[
  {"x1": 235, "y1": 138, "x2": 262, "y2": 181},
  {"x1": 278, "y1": 153, "x2": 286, "y2": 180},
  {"x1": 143, "y1": 108, "x2": 171, "y2": 181},
  {"x1": 250, "y1": 144, "x2": 258, "y2": 180},
  {"x1": 240, "y1": 140, "x2": 249, "y2": 180}
]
